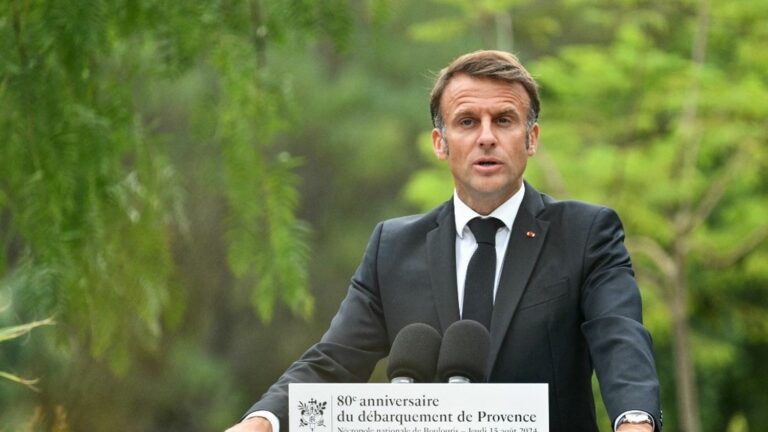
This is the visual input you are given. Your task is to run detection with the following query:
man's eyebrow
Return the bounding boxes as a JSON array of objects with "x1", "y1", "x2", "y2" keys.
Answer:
[
  {"x1": 450, "y1": 107, "x2": 523, "y2": 120},
  {"x1": 496, "y1": 108, "x2": 521, "y2": 118},
  {"x1": 452, "y1": 109, "x2": 476, "y2": 119}
]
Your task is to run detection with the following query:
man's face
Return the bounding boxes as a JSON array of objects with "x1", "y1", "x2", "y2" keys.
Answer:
[{"x1": 432, "y1": 74, "x2": 539, "y2": 215}]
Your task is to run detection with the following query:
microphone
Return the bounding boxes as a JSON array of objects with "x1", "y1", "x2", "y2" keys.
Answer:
[
  {"x1": 386, "y1": 323, "x2": 442, "y2": 383},
  {"x1": 436, "y1": 320, "x2": 491, "y2": 383}
]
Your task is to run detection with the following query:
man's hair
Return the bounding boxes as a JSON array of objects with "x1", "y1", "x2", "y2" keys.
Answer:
[{"x1": 429, "y1": 50, "x2": 540, "y2": 131}]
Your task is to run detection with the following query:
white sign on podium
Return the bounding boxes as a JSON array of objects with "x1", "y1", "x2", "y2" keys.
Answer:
[{"x1": 289, "y1": 383, "x2": 548, "y2": 432}]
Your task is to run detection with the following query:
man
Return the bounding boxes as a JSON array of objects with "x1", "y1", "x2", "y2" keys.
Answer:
[{"x1": 227, "y1": 50, "x2": 662, "y2": 432}]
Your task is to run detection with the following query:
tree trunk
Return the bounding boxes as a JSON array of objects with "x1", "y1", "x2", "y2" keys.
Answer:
[
  {"x1": 669, "y1": 1, "x2": 710, "y2": 429},
  {"x1": 494, "y1": 11, "x2": 513, "y2": 52},
  {"x1": 670, "y1": 250, "x2": 701, "y2": 432}
]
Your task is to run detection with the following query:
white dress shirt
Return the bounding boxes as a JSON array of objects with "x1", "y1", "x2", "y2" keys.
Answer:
[{"x1": 453, "y1": 185, "x2": 525, "y2": 317}]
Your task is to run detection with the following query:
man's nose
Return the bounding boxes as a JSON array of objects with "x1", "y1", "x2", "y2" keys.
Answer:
[{"x1": 477, "y1": 120, "x2": 497, "y2": 147}]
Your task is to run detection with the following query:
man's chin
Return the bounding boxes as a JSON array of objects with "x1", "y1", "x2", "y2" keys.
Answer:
[{"x1": 471, "y1": 181, "x2": 519, "y2": 199}]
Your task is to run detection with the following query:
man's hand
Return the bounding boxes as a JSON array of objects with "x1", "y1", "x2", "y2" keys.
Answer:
[
  {"x1": 616, "y1": 423, "x2": 653, "y2": 432},
  {"x1": 224, "y1": 416, "x2": 272, "y2": 432}
]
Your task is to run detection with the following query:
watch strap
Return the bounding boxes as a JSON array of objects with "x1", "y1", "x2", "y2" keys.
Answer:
[{"x1": 614, "y1": 410, "x2": 655, "y2": 430}]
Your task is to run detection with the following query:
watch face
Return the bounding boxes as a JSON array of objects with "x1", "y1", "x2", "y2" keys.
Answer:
[{"x1": 625, "y1": 413, "x2": 652, "y2": 424}]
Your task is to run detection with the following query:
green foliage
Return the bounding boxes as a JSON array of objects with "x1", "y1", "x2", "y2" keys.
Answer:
[
  {"x1": 534, "y1": 2, "x2": 768, "y2": 428},
  {"x1": 0, "y1": 0, "x2": 363, "y2": 429},
  {"x1": 409, "y1": 0, "x2": 531, "y2": 48},
  {"x1": 212, "y1": 34, "x2": 312, "y2": 322},
  {"x1": 2, "y1": 0, "x2": 185, "y2": 370},
  {"x1": 0, "y1": 0, "x2": 339, "y2": 373}
]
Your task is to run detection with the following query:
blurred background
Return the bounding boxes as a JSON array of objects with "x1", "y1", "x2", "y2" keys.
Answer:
[{"x1": 1, "y1": 0, "x2": 766, "y2": 431}]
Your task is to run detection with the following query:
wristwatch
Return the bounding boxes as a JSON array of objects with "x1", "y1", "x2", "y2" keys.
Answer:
[{"x1": 616, "y1": 411, "x2": 654, "y2": 429}]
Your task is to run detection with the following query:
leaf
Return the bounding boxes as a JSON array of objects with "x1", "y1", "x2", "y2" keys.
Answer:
[
  {"x1": 0, "y1": 371, "x2": 40, "y2": 392},
  {"x1": 0, "y1": 317, "x2": 55, "y2": 343}
]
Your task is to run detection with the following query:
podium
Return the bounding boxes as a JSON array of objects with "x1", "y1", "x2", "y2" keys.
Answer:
[{"x1": 289, "y1": 383, "x2": 548, "y2": 432}]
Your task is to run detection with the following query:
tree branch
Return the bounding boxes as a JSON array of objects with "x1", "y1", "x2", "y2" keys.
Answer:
[
  {"x1": 702, "y1": 225, "x2": 768, "y2": 269},
  {"x1": 10, "y1": 0, "x2": 28, "y2": 67},
  {"x1": 249, "y1": 0, "x2": 268, "y2": 68},
  {"x1": 626, "y1": 236, "x2": 676, "y2": 281},
  {"x1": 686, "y1": 141, "x2": 752, "y2": 233},
  {"x1": 679, "y1": 0, "x2": 711, "y2": 180}
]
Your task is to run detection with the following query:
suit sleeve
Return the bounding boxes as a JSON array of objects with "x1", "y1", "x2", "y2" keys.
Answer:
[
  {"x1": 579, "y1": 208, "x2": 662, "y2": 430},
  {"x1": 242, "y1": 223, "x2": 391, "y2": 431}
]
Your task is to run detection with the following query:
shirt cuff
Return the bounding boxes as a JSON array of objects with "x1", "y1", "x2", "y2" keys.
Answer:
[
  {"x1": 614, "y1": 410, "x2": 655, "y2": 431},
  {"x1": 244, "y1": 411, "x2": 280, "y2": 432}
]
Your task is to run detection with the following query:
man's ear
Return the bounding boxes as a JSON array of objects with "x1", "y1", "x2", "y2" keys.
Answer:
[
  {"x1": 527, "y1": 122, "x2": 540, "y2": 156},
  {"x1": 432, "y1": 128, "x2": 448, "y2": 160}
]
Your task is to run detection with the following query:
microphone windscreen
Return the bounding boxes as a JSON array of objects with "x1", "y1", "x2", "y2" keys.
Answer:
[
  {"x1": 386, "y1": 323, "x2": 442, "y2": 382},
  {"x1": 436, "y1": 320, "x2": 491, "y2": 382}
]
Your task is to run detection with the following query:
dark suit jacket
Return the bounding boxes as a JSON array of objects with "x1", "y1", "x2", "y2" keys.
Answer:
[{"x1": 246, "y1": 183, "x2": 661, "y2": 432}]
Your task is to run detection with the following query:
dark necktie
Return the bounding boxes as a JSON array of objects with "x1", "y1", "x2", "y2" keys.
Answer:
[{"x1": 463, "y1": 217, "x2": 504, "y2": 330}]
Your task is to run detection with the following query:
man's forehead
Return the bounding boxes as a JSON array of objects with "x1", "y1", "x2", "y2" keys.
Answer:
[{"x1": 442, "y1": 77, "x2": 530, "y2": 117}]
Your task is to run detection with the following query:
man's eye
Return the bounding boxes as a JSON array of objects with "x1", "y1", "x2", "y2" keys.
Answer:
[
  {"x1": 460, "y1": 119, "x2": 474, "y2": 126},
  {"x1": 497, "y1": 117, "x2": 512, "y2": 125}
]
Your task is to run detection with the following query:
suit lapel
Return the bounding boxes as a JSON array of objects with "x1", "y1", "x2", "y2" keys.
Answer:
[
  {"x1": 427, "y1": 201, "x2": 461, "y2": 334},
  {"x1": 489, "y1": 185, "x2": 550, "y2": 371}
]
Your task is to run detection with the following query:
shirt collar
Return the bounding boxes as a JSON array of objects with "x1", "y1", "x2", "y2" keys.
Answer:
[{"x1": 453, "y1": 184, "x2": 526, "y2": 239}]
